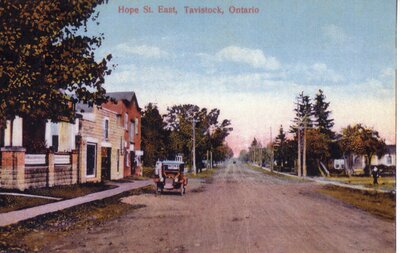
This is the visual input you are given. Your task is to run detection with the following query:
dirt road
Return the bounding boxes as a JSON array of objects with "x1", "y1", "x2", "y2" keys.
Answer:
[{"x1": 45, "y1": 162, "x2": 395, "y2": 253}]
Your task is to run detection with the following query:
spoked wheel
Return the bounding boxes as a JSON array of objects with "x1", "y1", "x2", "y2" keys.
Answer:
[{"x1": 156, "y1": 186, "x2": 163, "y2": 196}]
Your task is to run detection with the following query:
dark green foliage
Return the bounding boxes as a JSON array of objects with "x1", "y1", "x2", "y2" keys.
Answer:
[
  {"x1": 313, "y1": 89, "x2": 334, "y2": 138},
  {"x1": 0, "y1": 0, "x2": 112, "y2": 126},
  {"x1": 141, "y1": 103, "x2": 168, "y2": 167}
]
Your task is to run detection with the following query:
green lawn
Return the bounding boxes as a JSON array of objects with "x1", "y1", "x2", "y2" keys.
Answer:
[
  {"x1": 0, "y1": 195, "x2": 55, "y2": 213},
  {"x1": 318, "y1": 185, "x2": 395, "y2": 220},
  {"x1": 324, "y1": 176, "x2": 395, "y2": 191}
]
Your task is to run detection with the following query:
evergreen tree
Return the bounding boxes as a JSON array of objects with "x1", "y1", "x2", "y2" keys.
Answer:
[
  {"x1": 274, "y1": 125, "x2": 286, "y2": 167},
  {"x1": 290, "y1": 91, "x2": 313, "y2": 134},
  {"x1": 313, "y1": 89, "x2": 334, "y2": 138},
  {"x1": 141, "y1": 103, "x2": 168, "y2": 166}
]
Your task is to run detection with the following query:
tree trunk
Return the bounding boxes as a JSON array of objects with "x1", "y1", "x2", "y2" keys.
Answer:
[{"x1": 365, "y1": 154, "x2": 372, "y2": 176}]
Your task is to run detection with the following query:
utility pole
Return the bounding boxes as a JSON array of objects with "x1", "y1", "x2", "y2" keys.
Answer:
[
  {"x1": 210, "y1": 151, "x2": 213, "y2": 168},
  {"x1": 303, "y1": 124, "x2": 307, "y2": 177},
  {"x1": 206, "y1": 150, "x2": 209, "y2": 169},
  {"x1": 192, "y1": 116, "x2": 197, "y2": 175},
  {"x1": 297, "y1": 127, "x2": 301, "y2": 177},
  {"x1": 270, "y1": 126, "x2": 274, "y2": 171}
]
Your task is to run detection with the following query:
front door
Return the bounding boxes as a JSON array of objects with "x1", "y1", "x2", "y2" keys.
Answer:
[
  {"x1": 86, "y1": 143, "x2": 97, "y2": 177},
  {"x1": 101, "y1": 147, "x2": 112, "y2": 180},
  {"x1": 130, "y1": 151, "x2": 136, "y2": 176}
]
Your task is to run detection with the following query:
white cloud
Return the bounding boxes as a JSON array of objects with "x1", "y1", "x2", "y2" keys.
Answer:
[
  {"x1": 287, "y1": 62, "x2": 344, "y2": 83},
  {"x1": 115, "y1": 43, "x2": 169, "y2": 59},
  {"x1": 380, "y1": 67, "x2": 395, "y2": 79},
  {"x1": 322, "y1": 24, "x2": 350, "y2": 45},
  {"x1": 215, "y1": 46, "x2": 281, "y2": 70}
]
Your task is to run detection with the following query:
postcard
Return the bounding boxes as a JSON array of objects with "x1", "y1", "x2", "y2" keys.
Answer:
[{"x1": 0, "y1": 0, "x2": 396, "y2": 252}]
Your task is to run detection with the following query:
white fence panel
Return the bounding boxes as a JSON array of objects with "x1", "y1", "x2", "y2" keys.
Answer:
[
  {"x1": 55, "y1": 154, "x2": 71, "y2": 165},
  {"x1": 25, "y1": 154, "x2": 46, "y2": 165}
]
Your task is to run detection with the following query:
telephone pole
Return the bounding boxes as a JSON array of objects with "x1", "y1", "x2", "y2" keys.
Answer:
[
  {"x1": 270, "y1": 126, "x2": 274, "y2": 171},
  {"x1": 303, "y1": 124, "x2": 307, "y2": 177},
  {"x1": 192, "y1": 116, "x2": 197, "y2": 175}
]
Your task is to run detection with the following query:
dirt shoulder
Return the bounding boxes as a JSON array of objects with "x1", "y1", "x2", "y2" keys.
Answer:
[{"x1": 0, "y1": 186, "x2": 154, "y2": 253}]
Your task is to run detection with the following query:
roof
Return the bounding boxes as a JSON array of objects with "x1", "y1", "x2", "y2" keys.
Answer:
[
  {"x1": 75, "y1": 102, "x2": 94, "y2": 113},
  {"x1": 162, "y1": 160, "x2": 185, "y2": 165},
  {"x1": 106, "y1": 92, "x2": 135, "y2": 101},
  {"x1": 106, "y1": 91, "x2": 141, "y2": 111},
  {"x1": 386, "y1": 144, "x2": 396, "y2": 154}
]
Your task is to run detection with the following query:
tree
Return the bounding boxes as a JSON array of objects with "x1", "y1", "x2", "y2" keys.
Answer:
[
  {"x1": 313, "y1": 89, "x2": 334, "y2": 138},
  {"x1": 290, "y1": 91, "x2": 313, "y2": 134},
  {"x1": 274, "y1": 125, "x2": 287, "y2": 167},
  {"x1": 339, "y1": 124, "x2": 386, "y2": 175},
  {"x1": 163, "y1": 104, "x2": 232, "y2": 168},
  {"x1": 0, "y1": 0, "x2": 113, "y2": 126},
  {"x1": 305, "y1": 129, "x2": 330, "y2": 175},
  {"x1": 141, "y1": 103, "x2": 168, "y2": 167}
]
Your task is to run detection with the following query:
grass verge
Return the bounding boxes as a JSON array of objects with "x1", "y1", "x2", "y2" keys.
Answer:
[
  {"x1": 318, "y1": 185, "x2": 395, "y2": 221},
  {"x1": 0, "y1": 185, "x2": 154, "y2": 253},
  {"x1": 0, "y1": 182, "x2": 115, "y2": 200},
  {"x1": 187, "y1": 168, "x2": 216, "y2": 179},
  {"x1": 0, "y1": 196, "x2": 55, "y2": 214},
  {"x1": 322, "y1": 176, "x2": 395, "y2": 191},
  {"x1": 247, "y1": 164, "x2": 309, "y2": 182}
]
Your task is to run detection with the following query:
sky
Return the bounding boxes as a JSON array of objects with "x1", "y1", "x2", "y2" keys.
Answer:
[{"x1": 86, "y1": 0, "x2": 396, "y2": 155}]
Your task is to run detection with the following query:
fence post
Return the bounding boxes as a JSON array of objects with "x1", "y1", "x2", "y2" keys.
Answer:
[
  {"x1": 47, "y1": 151, "x2": 55, "y2": 187},
  {"x1": 0, "y1": 147, "x2": 26, "y2": 190},
  {"x1": 71, "y1": 150, "x2": 78, "y2": 184}
]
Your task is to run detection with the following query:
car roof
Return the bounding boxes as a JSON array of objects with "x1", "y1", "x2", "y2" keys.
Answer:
[{"x1": 162, "y1": 160, "x2": 184, "y2": 165}]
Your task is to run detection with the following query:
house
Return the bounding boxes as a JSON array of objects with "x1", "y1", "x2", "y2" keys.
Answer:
[
  {"x1": 1, "y1": 116, "x2": 79, "y2": 190},
  {"x1": 371, "y1": 144, "x2": 396, "y2": 167},
  {"x1": 334, "y1": 144, "x2": 396, "y2": 175},
  {"x1": 75, "y1": 103, "x2": 125, "y2": 182},
  {"x1": 102, "y1": 92, "x2": 143, "y2": 177},
  {"x1": 0, "y1": 91, "x2": 143, "y2": 189}
]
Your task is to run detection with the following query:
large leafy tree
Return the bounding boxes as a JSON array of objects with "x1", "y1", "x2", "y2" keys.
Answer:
[
  {"x1": 339, "y1": 124, "x2": 386, "y2": 175},
  {"x1": 313, "y1": 89, "x2": 334, "y2": 138},
  {"x1": 0, "y1": 0, "x2": 112, "y2": 126},
  {"x1": 163, "y1": 104, "x2": 232, "y2": 168},
  {"x1": 305, "y1": 128, "x2": 330, "y2": 175}
]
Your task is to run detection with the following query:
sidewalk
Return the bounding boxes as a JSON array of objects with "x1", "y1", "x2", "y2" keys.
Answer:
[
  {"x1": 255, "y1": 164, "x2": 393, "y2": 194},
  {"x1": 0, "y1": 180, "x2": 152, "y2": 227}
]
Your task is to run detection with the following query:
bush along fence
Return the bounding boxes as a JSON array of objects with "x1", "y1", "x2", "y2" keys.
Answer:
[{"x1": 0, "y1": 147, "x2": 78, "y2": 190}]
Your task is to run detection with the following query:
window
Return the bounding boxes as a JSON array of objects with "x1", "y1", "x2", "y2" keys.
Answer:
[
  {"x1": 387, "y1": 155, "x2": 392, "y2": 165},
  {"x1": 52, "y1": 135, "x2": 59, "y2": 152},
  {"x1": 126, "y1": 151, "x2": 129, "y2": 167},
  {"x1": 130, "y1": 122, "x2": 134, "y2": 143},
  {"x1": 86, "y1": 143, "x2": 97, "y2": 177},
  {"x1": 135, "y1": 118, "x2": 139, "y2": 135},
  {"x1": 124, "y1": 113, "x2": 128, "y2": 130},
  {"x1": 117, "y1": 149, "x2": 120, "y2": 172},
  {"x1": 104, "y1": 119, "x2": 109, "y2": 140}
]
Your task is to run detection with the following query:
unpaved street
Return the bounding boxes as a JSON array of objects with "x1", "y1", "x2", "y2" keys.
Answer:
[{"x1": 44, "y1": 162, "x2": 395, "y2": 253}]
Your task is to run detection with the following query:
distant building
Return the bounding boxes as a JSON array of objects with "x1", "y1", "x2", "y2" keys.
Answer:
[{"x1": 102, "y1": 92, "x2": 143, "y2": 177}]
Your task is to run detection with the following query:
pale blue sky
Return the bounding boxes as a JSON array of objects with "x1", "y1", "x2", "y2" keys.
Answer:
[{"x1": 87, "y1": 0, "x2": 396, "y2": 153}]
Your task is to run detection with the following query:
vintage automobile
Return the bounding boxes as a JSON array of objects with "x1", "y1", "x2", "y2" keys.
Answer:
[{"x1": 154, "y1": 160, "x2": 188, "y2": 196}]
